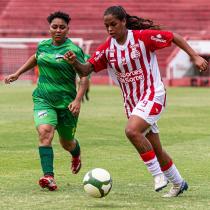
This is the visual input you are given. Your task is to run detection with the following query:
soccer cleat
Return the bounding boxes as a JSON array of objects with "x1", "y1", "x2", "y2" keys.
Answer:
[
  {"x1": 71, "y1": 155, "x2": 81, "y2": 174},
  {"x1": 39, "y1": 175, "x2": 57, "y2": 191},
  {"x1": 154, "y1": 173, "x2": 168, "y2": 192},
  {"x1": 162, "y1": 180, "x2": 188, "y2": 198}
]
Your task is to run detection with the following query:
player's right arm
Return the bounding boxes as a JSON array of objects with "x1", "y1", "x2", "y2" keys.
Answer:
[
  {"x1": 64, "y1": 51, "x2": 94, "y2": 76},
  {"x1": 4, "y1": 54, "x2": 37, "y2": 84},
  {"x1": 64, "y1": 42, "x2": 108, "y2": 76}
]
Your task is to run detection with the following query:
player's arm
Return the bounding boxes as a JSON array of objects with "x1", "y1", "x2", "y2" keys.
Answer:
[
  {"x1": 172, "y1": 33, "x2": 208, "y2": 72},
  {"x1": 4, "y1": 54, "x2": 37, "y2": 84},
  {"x1": 68, "y1": 76, "x2": 89, "y2": 116},
  {"x1": 64, "y1": 51, "x2": 94, "y2": 76}
]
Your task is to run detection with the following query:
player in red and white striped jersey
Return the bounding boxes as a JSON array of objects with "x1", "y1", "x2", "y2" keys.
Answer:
[{"x1": 64, "y1": 6, "x2": 208, "y2": 197}]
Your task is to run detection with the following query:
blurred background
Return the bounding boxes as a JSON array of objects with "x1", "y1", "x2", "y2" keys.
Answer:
[{"x1": 0, "y1": 0, "x2": 209, "y2": 86}]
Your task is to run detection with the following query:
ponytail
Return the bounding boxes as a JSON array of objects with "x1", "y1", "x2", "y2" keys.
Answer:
[{"x1": 104, "y1": 6, "x2": 160, "y2": 30}]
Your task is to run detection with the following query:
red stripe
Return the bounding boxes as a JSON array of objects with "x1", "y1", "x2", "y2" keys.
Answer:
[
  {"x1": 161, "y1": 159, "x2": 173, "y2": 171},
  {"x1": 148, "y1": 72, "x2": 155, "y2": 101},
  {"x1": 140, "y1": 150, "x2": 156, "y2": 162}
]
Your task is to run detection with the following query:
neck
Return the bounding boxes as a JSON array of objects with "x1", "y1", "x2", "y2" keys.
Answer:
[
  {"x1": 116, "y1": 29, "x2": 128, "y2": 45},
  {"x1": 52, "y1": 37, "x2": 67, "y2": 46}
]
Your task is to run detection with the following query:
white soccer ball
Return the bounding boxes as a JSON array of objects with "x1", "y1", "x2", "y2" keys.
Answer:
[{"x1": 83, "y1": 168, "x2": 112, "y2": 198}]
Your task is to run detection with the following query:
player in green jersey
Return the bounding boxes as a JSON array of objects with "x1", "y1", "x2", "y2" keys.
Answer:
[{"x1": 4, "y1": 11, "x2": 89, "y2": 191}]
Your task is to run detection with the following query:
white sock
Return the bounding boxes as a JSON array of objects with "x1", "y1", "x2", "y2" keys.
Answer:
[
  {"x1": 163, "y1": 164, "x2": 183, "y2": 185},
  {"x1": 144, "y1": 156, "x2": 162, "y2": 177}
]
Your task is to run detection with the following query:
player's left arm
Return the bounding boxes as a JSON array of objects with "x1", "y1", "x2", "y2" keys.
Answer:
[
  {"x1": 68, "y1": 75, "x2": 89, "y2": 116},
  {"x1": 68, "y1": 48, "x2": 89, "y2": 116},
  {"x1": 172, "y1": 33, "x2": 208, "y2": 72}
]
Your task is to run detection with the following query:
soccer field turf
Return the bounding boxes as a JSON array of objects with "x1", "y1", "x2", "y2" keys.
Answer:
[{"x1": 0, "y1": 85, "x2": 210, "y2": 210}]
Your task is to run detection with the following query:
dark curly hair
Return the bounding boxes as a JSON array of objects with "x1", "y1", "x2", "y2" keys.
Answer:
[
  {"x1": 104, "y1": 6, "x2": 160, "y2": 30},
  {"x1": 47, "y1": 11, "x2": 71, "y2": 25}
]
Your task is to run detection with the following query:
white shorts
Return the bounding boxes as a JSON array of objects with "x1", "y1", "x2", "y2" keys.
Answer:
[{"x1": 131, "y1": 94, "x2": 166, "y2": 133}]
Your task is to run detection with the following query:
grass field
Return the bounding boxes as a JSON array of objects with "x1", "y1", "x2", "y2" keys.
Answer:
[{"x1": 0, "y1": 84, "x2": 210, "y2": 210}]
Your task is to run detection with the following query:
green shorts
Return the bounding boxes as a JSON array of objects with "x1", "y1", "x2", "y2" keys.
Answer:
[{"x1": 33, "y1": 97, "x2": 78, "y2": 140}]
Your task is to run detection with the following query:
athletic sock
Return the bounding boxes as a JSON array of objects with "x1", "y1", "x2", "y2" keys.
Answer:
[
  {"x1": 70, "y1": 139, "x2": 80, "y2": 157},
  {"x1": 140, "y1": 150, "x2": 162, "y2": 177},
  {"x1": 161, "y1": 160, "x2": 183, "y2": 185},
  {"x1": 39, "y1": 146, "x2": 54, "y2": 176}
]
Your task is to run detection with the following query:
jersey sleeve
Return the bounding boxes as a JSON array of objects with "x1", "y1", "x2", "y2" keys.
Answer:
[
  {"x1": 139, "y1": 30, "x2": 174, "y2": 52},
  {"x1": 35, "y1": 41, "x2": 43, "y2": 58},
  {"x1": 74, "y1": 47, "x2": 85, "y2": 64},
  {"x1": 88, "y1": 43, "x2": 108, "y2": 72},
  {"x1": 35, "y1": 40, "x2": 48, "y2": 59}
]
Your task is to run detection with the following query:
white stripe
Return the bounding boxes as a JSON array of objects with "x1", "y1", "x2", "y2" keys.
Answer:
[{"x1": 149, "y1": 51, "x2": 165, "y2": 96}]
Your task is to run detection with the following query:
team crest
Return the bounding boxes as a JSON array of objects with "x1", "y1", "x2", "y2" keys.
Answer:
[
  {"x1": 129, "y1": 44, "x2": 141, "y2": 60},
  {"x1": 130, "y1": 49, "x2": 140, "y2": 60}
]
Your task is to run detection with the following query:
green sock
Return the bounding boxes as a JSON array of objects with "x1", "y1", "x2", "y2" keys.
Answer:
[
  {"x1": 70, "y1": 139, "x2": 80, "y2": 157},
  {"x1": 39, "y1": 146, "x2": 54, "y2": 176}
]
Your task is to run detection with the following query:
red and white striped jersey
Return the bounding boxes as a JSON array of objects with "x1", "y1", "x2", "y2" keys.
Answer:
[{"x1": 89, "y1": 30, "x2": 173, "y2": 117}]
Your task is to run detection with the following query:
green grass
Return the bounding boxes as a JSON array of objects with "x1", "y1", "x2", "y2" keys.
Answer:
[{"x1": 0, "y1": 84, "x2": 210, "y2": 210}]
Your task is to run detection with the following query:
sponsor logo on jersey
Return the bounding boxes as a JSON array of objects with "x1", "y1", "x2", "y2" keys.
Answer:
[
  {"x1": 38, "y1": 110, "x2": 48, "y2": 118},
  {"x1": 94, "y1": 50, "x2": 104, "y2": 61},
  {"x1": 55, "y1": 54, "x2": 64, "y2": 61},
  {"x1": 130, "y1": 49, "x2": 141, "y2": 60},
  {"x1": 115, "y1": 69, "x2": 144, "y2": 83},
  {"x1": 151, "y1": 34, "x2": 166, "y2": 43}
]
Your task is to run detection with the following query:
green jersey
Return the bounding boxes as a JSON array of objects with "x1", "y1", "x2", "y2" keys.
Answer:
[{"x1": 33, "y1": 38, "x2": 85, "y2": 109}]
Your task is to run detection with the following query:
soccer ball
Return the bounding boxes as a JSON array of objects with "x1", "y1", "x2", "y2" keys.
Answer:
[{"x1": 83, "y1": 168, "x2": 112, "y2": 198}]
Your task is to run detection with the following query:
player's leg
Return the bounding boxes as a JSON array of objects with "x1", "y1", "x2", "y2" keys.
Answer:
[
  {"x1": 125, "y1": 115, "x2": 167, "y2": 192},
  {"x1": 145, "y1": 129, "x2": 171, "y2": 168},
  {"x1": 34, "y1": 107, "x2": 58, "y2": 191},
  {"x1": 57, "y1": 109, "x2": 81, "y2": 174},
  {"x1": 58, "y1": 134, "x2": 81, "y2": 174},
  {"x1": 127, "y1": 97, "x2": 169, "y2": 191},
  {"x1": 146, "y1": 129, "x2": 188, "y2": 197}
]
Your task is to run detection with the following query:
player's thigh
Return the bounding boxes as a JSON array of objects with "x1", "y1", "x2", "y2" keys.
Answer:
[
  {"x1": 56, "y1": 109, "x2": 78, "y2": 141},
  {"x1": 34, "y1": 108, "x2": 57, "y2": 127}
]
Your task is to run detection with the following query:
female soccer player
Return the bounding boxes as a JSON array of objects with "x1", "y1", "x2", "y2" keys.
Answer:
[
  {"x1": 4, "y1": 11, "x2": 89, "y2": 191},
  {"x1": 63, "y1": 6, "x2": 208, "y2": 197}
]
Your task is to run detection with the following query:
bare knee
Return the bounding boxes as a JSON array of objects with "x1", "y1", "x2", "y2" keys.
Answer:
[
  {"x1": 125, "y1": 125, "x2": 143, "y2": 143},
  {"x1": 37, "y1": 125, "x2": 54, "y2": 146}
]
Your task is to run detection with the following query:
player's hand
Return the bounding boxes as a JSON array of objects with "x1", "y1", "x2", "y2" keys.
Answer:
[
  {"x1": 68, "y1": 99, "x2": 81, "y2": 116},
  {"x1": 4, "y1": 73, "x2": 19, "y2": 84},
  {"x1": 64, "y1": 51, "x2": 77, "y2": 64},
  {"x1": 192, "y1": 55, "x2": 208, "y2": 72}
]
